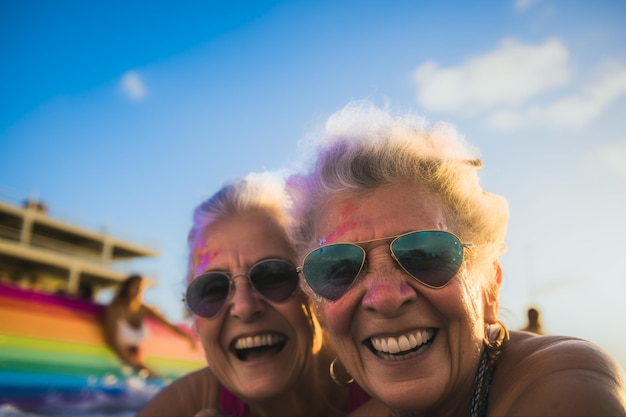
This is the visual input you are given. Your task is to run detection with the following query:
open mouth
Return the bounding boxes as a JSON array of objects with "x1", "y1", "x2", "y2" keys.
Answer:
[
  {"x1": 366, "y1": 329, "x2": 436, "y2": 361},
  {"x1": 230, "y1": 332, "x2": 287, "y2": 361}
]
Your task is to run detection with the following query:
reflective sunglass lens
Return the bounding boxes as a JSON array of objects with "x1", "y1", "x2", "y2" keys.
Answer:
[
  {"x1": 392, "y1": 231, "x2": 464, "y2": 287},
  {"x1": 186, "y1": 260, "x2": 299, "y2": 318},
  {"x1": 186, "y1": 273, "x2": 230, "y2": 318},
  {"x1": 302, "y1": 244, "x2": 365, "y2": 301},
  {"x1": 250, "y1": 260, "x2": 299, "y2": 302}
]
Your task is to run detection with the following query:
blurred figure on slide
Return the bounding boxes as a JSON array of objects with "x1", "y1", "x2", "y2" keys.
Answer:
[{"x1": 103, "y1": 274, "x2": 196, "y2": 377}]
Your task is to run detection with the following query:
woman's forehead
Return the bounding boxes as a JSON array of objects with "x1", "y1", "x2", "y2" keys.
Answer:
[
  {"x1": 192, "y1": 213, "x2": 294, "y2": 271},
  {"x1": 313, "y1": 184, "x2": 447, "y2": 243}
]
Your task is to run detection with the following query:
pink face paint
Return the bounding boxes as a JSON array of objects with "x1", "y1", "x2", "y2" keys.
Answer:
[
  {"x1": 339, "y1": 203, "x2": 359, "y2": 218},
  {"x1": 193, "y1": 241, "x2": 221, "y2": 275},
  {"x1": 323, "y1": 221, "x2": 358, "y2": 244},
  {"x1": 318, "y1": 203, "x2": 360, "y2": 245}
]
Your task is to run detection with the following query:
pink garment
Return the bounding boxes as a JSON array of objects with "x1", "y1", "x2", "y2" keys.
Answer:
[
  {"x1": 348, "y1": 383, "x2": 371, "y2": 412},
  {"x1": 219, "y1": 383, "x2": 370, "y2": 416},
  {"x1": 219, "y1": 386, "x2": 247, "y2": 416}
]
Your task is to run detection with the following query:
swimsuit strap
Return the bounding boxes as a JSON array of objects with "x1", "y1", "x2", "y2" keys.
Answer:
[{"x1": 468, "y1": 348, "x2": 496, "y2": 417}]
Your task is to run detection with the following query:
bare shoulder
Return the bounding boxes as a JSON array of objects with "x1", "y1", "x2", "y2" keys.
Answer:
[
  {"x1": 137, "y1": 367, "x2": 220, "y2": 417},
  {"x1": 490, "y1": 331, "x2": 626, "y2": 416}
]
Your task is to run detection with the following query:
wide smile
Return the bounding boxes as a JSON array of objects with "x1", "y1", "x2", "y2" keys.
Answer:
[
  {"x1": 366, "y1": 329, "x2": 436, "y2": 361},
  {"x1": 230, "y1": 332, "x2": 287, "y2": 361}
]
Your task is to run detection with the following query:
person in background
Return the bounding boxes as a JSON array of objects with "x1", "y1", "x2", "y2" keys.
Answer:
[
  {"x1": 286, "y1": 101, "x2": 626, "y2": 417},
  {"x1": 138, "y1": 173, "x2": 369, "y2": 417},
  {"x1": 103, "y1": 274, "x2": 196, "y2": 378},
  {"x1": 520, "y1": 307, "x2": 544, "y2": 335}
]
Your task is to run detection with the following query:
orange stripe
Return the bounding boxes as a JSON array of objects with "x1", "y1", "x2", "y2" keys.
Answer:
[
  {"x1": 0, "y1": 307, "x2": 104, "y2": 344},
  {"x1": 141, "y1": 320, "x2": 205, "y2": 361}
]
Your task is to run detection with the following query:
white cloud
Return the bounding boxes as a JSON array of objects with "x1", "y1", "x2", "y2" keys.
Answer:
[
  {"x1": 486, "y1": 62, "x2": 626, "y2": 130},
  {"x1": 412, "y1": 38, "x2": 571, "y2": 112},
  {"x1": 534, "y1": 62, "x2": 626, "y2": 127},
  {"x1": 413, "y1": 38, "x2": 626, "y2": 132},
  {"x1": 120, "y1": 70, "x2": 147, "y2": 101}
]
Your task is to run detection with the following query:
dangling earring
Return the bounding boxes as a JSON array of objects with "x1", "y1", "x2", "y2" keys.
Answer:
[
  {"x1": 329, "y1": 357, "x2": 354, "y2": 386},
  {"x1": 484, "y1": 319, "x2": 510, "y2": 360}
]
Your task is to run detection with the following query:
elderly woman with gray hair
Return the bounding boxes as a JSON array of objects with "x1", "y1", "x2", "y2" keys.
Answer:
[
  {"x1": 286, "y1": 101, "x2": 626, "y2": 416},
  {"x1": 138, "y1": 173, "x2": 369, "y2": 416}
]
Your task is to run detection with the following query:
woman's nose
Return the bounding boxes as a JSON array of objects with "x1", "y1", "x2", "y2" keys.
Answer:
[
  {"x1": 228, "y1": 276, "x2": 265, "y2": 321},
  {"x1": 360, "y1": 268, "x2": 418, "y2": 317}
]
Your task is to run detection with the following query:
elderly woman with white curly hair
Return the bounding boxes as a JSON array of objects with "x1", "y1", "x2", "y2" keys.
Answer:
[{"x1": 286, "y1": 101, "x2": 626, "y2": 417}]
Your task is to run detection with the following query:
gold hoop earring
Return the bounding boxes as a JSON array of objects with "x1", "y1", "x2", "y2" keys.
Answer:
[
  {"x1": 484, "y1": 319, "x2": 510, "y2": 360},
  {"x1": 329, "y1": 357, "x2": 354, "y2": 386}
]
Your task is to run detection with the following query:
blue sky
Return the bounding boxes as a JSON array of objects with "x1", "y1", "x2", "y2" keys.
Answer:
[{"x1": 1, "y1": 1, "x2": 625, "y2": 368}]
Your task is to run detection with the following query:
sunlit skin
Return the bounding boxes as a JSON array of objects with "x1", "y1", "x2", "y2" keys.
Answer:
[
  {"x1": 308, "y1": 183, "x2": 500, "y2": 416},
  {"x1": 190, "y1": 212, "x2": 316, "y2": 409}
]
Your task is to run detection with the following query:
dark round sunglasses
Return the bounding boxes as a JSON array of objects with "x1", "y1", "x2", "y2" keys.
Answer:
[
  {"x1": 296, "y1": 230, "x2": 472, "y2": 301},
  {"x1": 184, "y1": 259, "x2": 299, "y2": 318}
]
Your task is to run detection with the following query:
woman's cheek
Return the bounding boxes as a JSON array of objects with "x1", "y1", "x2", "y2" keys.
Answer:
[
  {"x1": 193, "y1": 318, "x2": 214, "y2": 346},
  {"x1": 317, "y1": 300, "x2": 354, "y2": 336}
]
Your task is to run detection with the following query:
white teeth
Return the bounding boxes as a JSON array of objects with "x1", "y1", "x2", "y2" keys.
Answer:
[
  {"x1": 387, "y1": 337, "x2": 400, "y2": 353},
  {"x1": 398, "y1": 335, "x2": 411, "y2": 351},
  {"x1": 234, "y1": 333, "x2": 285, "y2": 350},
  {"x1": 370, "y1": 329, "x2": 433, "y2": 355}
]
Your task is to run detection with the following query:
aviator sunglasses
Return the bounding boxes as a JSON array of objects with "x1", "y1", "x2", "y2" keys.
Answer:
[
  {"x1": 184, "y1": 259, "x2": 299, "y2": 318},
  {"x1": 297, "y1": 230, "x2": 472, "y2": 301}
]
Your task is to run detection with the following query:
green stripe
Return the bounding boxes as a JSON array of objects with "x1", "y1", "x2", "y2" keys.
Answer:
[
  {"x1": 0, "y1": 345, "x2": 116, "y2": 365},
  {"x1": 0, "y1": 359, "x2": 124, "y2": 378},
  {"x1": 0, "y1": 333, "x2": 112, "y2": 356}
]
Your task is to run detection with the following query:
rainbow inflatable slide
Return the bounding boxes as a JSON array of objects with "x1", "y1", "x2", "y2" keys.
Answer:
[{"x1": 0, "y1": 282, "x2": 206, "y2": 412}]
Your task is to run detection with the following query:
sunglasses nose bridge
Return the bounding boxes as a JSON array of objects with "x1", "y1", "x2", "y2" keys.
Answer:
[
  {"x1": 362, "y1": 252, "x2": 409, "y2": 282},
  {"x1": 349, "y1": 247, "x2": 406, "y2": 293},
  {"x1": 230, "y1": 274, "x2": 257, "y2": 297},
  {"x1": 364, "y1": 243, "x2": 397, "y2": 268},
  {"x1": 228, "y1": 275, "x2": 266, "y2": 320}
]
